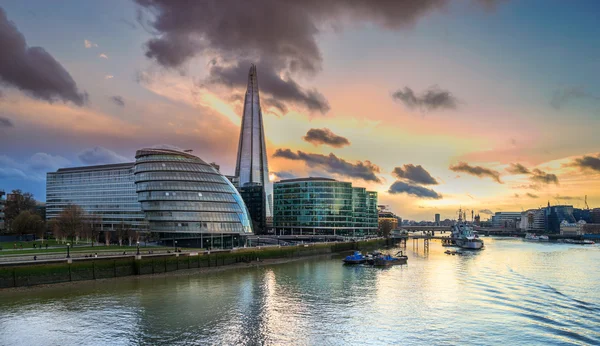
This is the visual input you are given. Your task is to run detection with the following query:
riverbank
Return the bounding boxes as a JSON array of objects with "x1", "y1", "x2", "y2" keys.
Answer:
[{"x1": 0, "y1": 239, "x2": 387, "y2": 289}]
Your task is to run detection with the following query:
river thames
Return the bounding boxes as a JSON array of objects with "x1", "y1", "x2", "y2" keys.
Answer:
[{"x1": 1, "y1": 237, "x2": 599, "y2": 345}]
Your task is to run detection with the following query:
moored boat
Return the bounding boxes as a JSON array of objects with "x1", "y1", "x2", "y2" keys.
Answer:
[
  {"x1": 343, "y1": 251, "x2": 366, "y2": 264},
  {"x1": 372, "y1": 251, "x2": 408, "y2": 267},
  {"x1": 451, "y1": 210, "x2": 484, "y2": 250}
]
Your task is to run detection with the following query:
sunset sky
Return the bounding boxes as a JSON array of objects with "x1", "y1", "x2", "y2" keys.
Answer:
[{"x1": 1, "y1": 0, "x2": 600, "y2": 221}]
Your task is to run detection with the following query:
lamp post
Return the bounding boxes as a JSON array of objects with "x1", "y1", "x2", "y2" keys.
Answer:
[
  {"x1": 136, "y1": 241, "x2": 140, "y2": 255},
  {"x1": 66, "y1": 243, "x2": 71, "y2": 259},
  {"x1": 174, "y1": 240, "x2": 178, "y2": 252}
]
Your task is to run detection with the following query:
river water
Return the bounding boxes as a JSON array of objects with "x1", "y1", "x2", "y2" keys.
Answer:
[{"x1": 1, "y1": 237, "x2": 599, "y2": 345}]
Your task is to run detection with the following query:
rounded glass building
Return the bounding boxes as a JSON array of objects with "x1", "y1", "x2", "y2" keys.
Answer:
[{"x1": 134, "y1": 148, "x2": 252, "y2": 248}]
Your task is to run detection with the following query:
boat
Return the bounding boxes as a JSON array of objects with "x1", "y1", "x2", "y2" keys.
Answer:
[
  {"x1": 372, "y1": 251, "x2": 408, "y2": 267},
  {"x1": 343, "y1": 251, "x2": 366, "y2": 264},
  {"x1": 365, "y1": 251, "x2": 382, "y2": 265},
  {"x1": 563, "y1": 239, "x2": 595, "y2": 245},
  {"x1": 524, "y1": 233, "x2": 549, "y2": 242},
  {"x1": 451, "y1": 209, "x2": 484, "y2": 250}
]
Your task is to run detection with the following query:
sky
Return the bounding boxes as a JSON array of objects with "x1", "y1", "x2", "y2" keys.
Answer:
[{"x1": 1, "y1": 0, "x2": 600, "y2": 221}]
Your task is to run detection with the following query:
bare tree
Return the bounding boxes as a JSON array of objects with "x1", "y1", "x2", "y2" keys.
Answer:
[
  {"x1": 86, "y1": 214, "x2": 102, "y2": 247},
  {"x1": 104, "y1": 230, "x2": 112, "y2": 246},
  {"x1": 116, "y1": 222, "x2": 130, "y2": 247},
  {"x1": 11, "y1": 211, "x2": 44, "y2": 238},
  {"x1": 57, "y1": 205, "x2": 85, "y2": 244}
]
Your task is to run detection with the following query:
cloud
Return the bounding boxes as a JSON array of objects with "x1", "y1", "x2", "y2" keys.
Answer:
[
  {"x1": 273, "y1": 148, "x2": 380, "y2": 182},
  {"x1": 105, "y1": 75, "x2": 114, "y2": 79},
  {"x1": 272, "y1": 171, "x2": 296, "y2": 180},
  {"x1": 205, "y1": 61, "x2": 330, "y2": 114},
  {"x1": 392, "y1": 164, "x2": 438, "y2": 185},
  {"x1": 27, "y1": 152, "x2": 70, "y2": 172},
  {"x1": 570, "y1": 154, "x2": 600, "y2": 173},
  {"x1": 530, "y1": 168, "x2": 558, "y2": 185},
  {"x1": 479, "y1": 209, "x2": 493, "y2": 215},
  {"x1": 526, "y1": 193, "x2": 539, "y2": 199},
  {"x1": 110, "y1": 95, "x2": 125, "y2": 107},
  {"x1": 392, "y1": 86, "x2": 458, "y2": 111},
  {"x1": 514, "y1": 193, "x2": 520, "y2": 198},
  {"x1": 550, "y1": 86, "x2": 600, "y2": 109},
  {"x1": 78, "y1": 147, "x2": 129, "y2": 165},
  {"x1": 84, "y1": 39, "x2": 98, "y2": 48},
  {"x1": 0, "y1": 116, "x2": 14, "y2": 128},
  {"x1": 0, "y1": 8, "x2": 88, "y2": 105},
  {"x1": 119, "y1": 18, "x2": 137, "y2": 30},
  {"x1": 506, "y1": 163, "x2": 530, "y2": 175},
  {"x1": 135, "y1": 1, "x2": 499, "y2": 113},
  {"x1": 449, "y1": 162, "x2": 502, "y2": 183},
  {"x1": 99, "y1": 53, "x2": 108, "y2": 59},
  {"x1": 303, "y1": 128, "x2": 350, "y2": 148},
  {"x1": 388, "y1": 181, "x2": 442, "y2": 199}
]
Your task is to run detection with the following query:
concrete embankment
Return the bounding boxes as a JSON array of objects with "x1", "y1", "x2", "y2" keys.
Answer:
[{"x1": 0, "y1": 239, "x2": 387, "y2": 289}]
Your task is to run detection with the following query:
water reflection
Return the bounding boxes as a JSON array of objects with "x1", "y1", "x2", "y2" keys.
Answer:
[{"x1": 1, "y1": 238, "x2": 600, "y2": 345}]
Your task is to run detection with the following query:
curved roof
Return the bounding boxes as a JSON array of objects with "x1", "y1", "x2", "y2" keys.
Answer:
[{"x1": 135, "y1": 148, "x2": 204, "y2": 161}]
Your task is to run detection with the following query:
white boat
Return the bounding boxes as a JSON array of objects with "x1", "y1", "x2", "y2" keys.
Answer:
[
  {"x1": 524, "y1": 233, "x2": 549, "y2": 242},
  {"x1": 451, "y1": 209, "x2": 484, "y2": 250}
]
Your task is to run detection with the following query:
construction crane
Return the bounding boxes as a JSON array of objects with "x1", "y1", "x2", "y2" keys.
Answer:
[{"x1": 585, "y1": 195, "x2": 590, "y2": 210}]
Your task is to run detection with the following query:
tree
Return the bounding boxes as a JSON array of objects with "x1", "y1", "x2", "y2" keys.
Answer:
[
  {"x1": 379, "y1": 219, "x2": 396, "y2": 238},
  {"x1": 10, "y1": 211, "x2": 44, "y2": 238},
  {"x1": 57, "y1": 205, "x2": 85, "y2": 244},
  {"x1": 4, "y1": 189, "x2": 37, "y2": 233},
  {"x1": 116, "y1": 222, "x2": 130, "y2": 246},
  {"x1": 86, "y1": 214, "x2": 102, "y2": 247}
]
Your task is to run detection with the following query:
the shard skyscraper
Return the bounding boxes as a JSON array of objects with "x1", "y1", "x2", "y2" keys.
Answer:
[{"x1": 235, "y1": 65, "x2": 273, "y2": 225}]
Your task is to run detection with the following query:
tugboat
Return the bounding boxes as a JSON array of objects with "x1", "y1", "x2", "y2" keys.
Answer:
[
  {"x1": 452, "y1": 208, "x2": 484, "y2": 250},
  {"x1": 372, "y1": 251, "x2": 408, "y2": 267},
  {"x1": 343, "y1": 251, "x2": 366, "y2": 264}
]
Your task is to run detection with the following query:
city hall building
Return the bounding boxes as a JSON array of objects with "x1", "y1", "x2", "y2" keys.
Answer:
[
  {"x1": 46, "y1": 149, "x2": 253, "y2": 248},
  {"x1": 273, "y1": 178, "x2": 378, "y2": 237}
]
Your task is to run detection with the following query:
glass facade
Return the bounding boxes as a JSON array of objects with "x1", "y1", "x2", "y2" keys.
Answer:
[
  {"x1": 239, "y1": 183, "x2": 266, "y2": 234},
  {"x1": 134, "y1": 148, "x2": 252, "y2": 245},
  {"x1": 273, "y1": 178, "x2": 378, "y2": 237},
  {"x1": 234, "y1": 64, "x2": 272, "y2": 218},
  {"x1": 46, "y1": 163, "x2": 146, "y2": 230}
]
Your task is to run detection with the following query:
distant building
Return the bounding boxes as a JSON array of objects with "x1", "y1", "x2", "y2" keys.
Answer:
[
  {"x1": 592, "y1": 208, "x2": 600, "y2": 224},
  {"x1": 273, "y1": 177, "x2": 378, "y2": 237},
  {"x1": 378, "y1": 206, "x2": 399, "y2": 236},
  {"x1": 435, "y1": 213, "x2": 440, "y2": 226},
  {"x1": 545, "y1": 204, "x2": 575, "y2": 234},
  {"x1": 491, "y1": 212, "x2": 521, "y2": 228},
  {"x1": 560, "y1": 220, "x2": 585, "y2": 236},
  {"x1": 520, "y1": 209, "x2": 545, "y2": 233}
]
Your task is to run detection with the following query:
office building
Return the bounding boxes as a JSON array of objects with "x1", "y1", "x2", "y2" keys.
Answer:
[
  {"x1": 235, "y1": 64, "x2": 272, "y2": 223},
  {"x1": 134, "y1": 148, "x2": 252, "y2": 248},
  {"x1": 378, "y1": 205, "x2": 399, "y2": 236},
  {"x1": 46, "y1": 163, "x2": 146, "y2": 231},
  {"x1": 519, "y1": 209, "x2": 545, "y2": 233},
  {"x1": 435, "y1": 213, "x2": 440, "y2": 226},
  {"x1": 491, "y1": 212, "x2": 521, "y2": 228},
  {"x1": 239, "y1": 183, "x2": 266, "y2": 234},
  {"x1": 545, "y1": 204, "x2": 575, "y2": 233},
  {"x1": 273, "y1": 177, "x2": 378, "y2": 237}
]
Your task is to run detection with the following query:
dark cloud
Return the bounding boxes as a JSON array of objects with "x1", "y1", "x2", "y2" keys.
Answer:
[
  {"x1": 526, "y1": 193, "x2": 539, "y2": 199},
  {"x1": 392, "y1": 86, "x2": 458, "y2": 111},
  {"x1": 514, "y1": 193, "x2": 520, "y2": 198},
  {"x1": 272, "y1": 171, "x2": 296, "y2": 180},
  {"x1": 530, "y1": 168, "x2": 558, "y2": 185},
  {"x1": 135, "y1": 1, "x2": 499, "y2": 113},
  {"x1": 111, "y1": 95, "x2": 125, "y2": 107},
  {"x1": 479, "y1": 209, "x2": 493, "y2": 215},
  {"x1": 0, "y1": 116, "x2": 13, "y2": 128},
  {"x1": 550, "y1": 86, "x2": 600, "y2": 109},
  {"x1": 303, "y1": 128, "x2": 350, "y2": 148},
  {"x1": 78, "y1": 147, "x2": 129, "y2": 165},
  {"x1": 506, "y1": 163, "x2": 530, "y2": 175},
  {"x1": 449, "y1": 162, "x2": 502, "y2": 183},
  {"x1": 0, "y1": 8, "x2": 88, "y2": 105},
  {"x1": 205, "y1": 61, "x2": 330, "y2": 113},
  {"x1": 571, "y1": 154, "x2": 600, "y2": 173},
  {"x1": 388, "y1": 181, "x2": 442, "y2": 199},
  {"x1": 272, "y1": 148, "x2": 380, "y2": 182},
  {"x1": 392, "y1": 164, "x2": 438, "y2": 185}
]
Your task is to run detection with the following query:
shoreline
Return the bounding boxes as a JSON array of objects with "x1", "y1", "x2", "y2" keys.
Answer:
[{"x1": 0, "y1": 253, "x2": 338, "y2": 293}]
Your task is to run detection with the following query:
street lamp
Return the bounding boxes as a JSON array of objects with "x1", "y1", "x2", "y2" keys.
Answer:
[
  {"x1": 136, "y1": 241, "x2": 140, "y2": 255},
  {"x1": 66, "y1": 243, "x2": 71, "y2": 259},
  {"x1": 174, "y1": 240, "x2": 178, "y2": 252}
]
